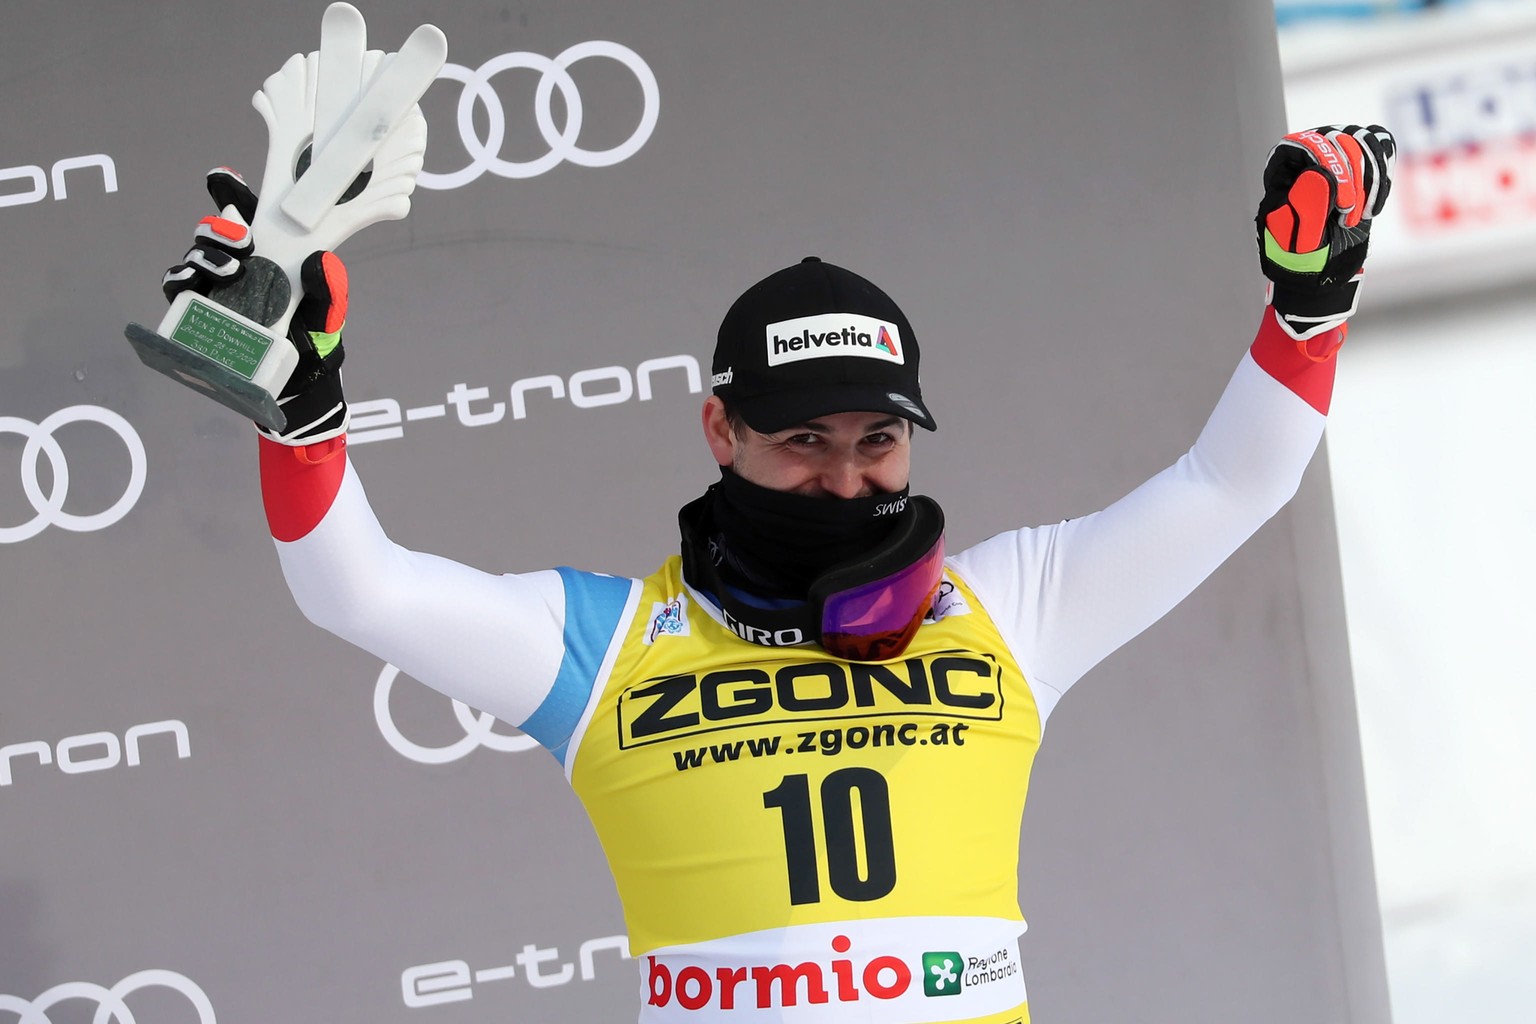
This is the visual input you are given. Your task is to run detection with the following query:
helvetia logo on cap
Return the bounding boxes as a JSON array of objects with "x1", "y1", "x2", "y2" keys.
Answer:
[{"x1": 765, "y1": 313, "x2": 905, "y2": 367}]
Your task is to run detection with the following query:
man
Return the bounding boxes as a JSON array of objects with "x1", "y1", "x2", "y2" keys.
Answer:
[{"x1": 165, "y1": 124, "x2": 1394, "y2": 1024}]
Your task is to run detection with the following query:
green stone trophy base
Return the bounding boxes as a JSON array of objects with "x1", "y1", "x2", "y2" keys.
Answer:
[{"x1": 125, "y1": 257, "x2": 297, "y2": 432}]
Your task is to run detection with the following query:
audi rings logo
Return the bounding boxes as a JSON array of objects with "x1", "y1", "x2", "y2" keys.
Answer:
[
  {"x1": 0, "y1": 969, "x2": 216, "y2": 1023},
  {"x1": 419, "y1": 41, "x2": 659, "y2": 188},
  {"x1": 2, "y1": 405, "x2": 146, "y2": 543},
  {"x1": 374, "y1": 663, "x2": 539, "y2": 764}
]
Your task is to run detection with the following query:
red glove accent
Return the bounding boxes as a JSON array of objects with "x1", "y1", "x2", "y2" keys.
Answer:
[
  {"x1": 1265, "y1": 169, "x2": 1332, "y2": 254},
  {"x1": 197, "y1": 215, "x2": 250, "y2": 244},
  {"x1": 316, "y1": 251, "x2": 349, "y2": 335}
]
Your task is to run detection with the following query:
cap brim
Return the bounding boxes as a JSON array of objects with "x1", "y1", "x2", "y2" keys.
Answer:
[{"x1": 733, "y1": 384, "x2": 936, "y2": 433}]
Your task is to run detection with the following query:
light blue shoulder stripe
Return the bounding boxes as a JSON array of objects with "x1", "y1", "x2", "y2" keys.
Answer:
[{"x1": 520, "y1": 566, "x2": 635, "y2": 760}]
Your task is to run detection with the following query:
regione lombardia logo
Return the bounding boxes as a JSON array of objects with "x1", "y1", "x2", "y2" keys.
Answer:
[{"x1": 922, "y1": 951, "x2": 964, "y2": 997}]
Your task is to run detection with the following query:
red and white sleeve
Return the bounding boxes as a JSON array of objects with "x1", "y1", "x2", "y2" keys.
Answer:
[
  {"x1": 950, "y1": 308, "x2": 1338, "y2": 720},
  {"x1": 258, "y1": 435, "x2": 569, "y2": 727}
]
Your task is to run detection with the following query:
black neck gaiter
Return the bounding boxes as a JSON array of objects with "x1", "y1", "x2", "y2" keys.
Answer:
[{"x1": 709, "y1": 467, "x2": 909, "y2": 598}]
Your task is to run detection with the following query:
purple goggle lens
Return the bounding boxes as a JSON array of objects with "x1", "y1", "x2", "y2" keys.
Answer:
[{"x1": 820, "y1": 535, "x2": 946, "y2": 662}]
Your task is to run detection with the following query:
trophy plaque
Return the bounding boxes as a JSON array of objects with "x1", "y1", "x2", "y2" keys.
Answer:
[{"x1": 126, "y1": 2, "x2": 447, "y2": 431}]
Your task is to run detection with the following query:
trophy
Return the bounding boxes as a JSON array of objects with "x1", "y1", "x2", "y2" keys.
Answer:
[{"x1": 126, "y1": 3, "x2": 448, "y2": 431}]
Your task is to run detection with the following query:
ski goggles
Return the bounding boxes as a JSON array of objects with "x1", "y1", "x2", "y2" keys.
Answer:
[
  {"x1": 682, "y1": 493, "x2": 947, "y2": 662},
  {"x1": 810, "y1": 501, "x2": 947, "y2": 661}
]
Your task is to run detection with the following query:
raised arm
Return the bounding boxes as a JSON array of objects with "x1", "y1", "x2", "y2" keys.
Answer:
[
  {"x1": 259, "y1": 434, "x2": 573, "y2": 731},
  {"x1": 951, "y1": 309, "x2": 1336, "y2": 711},
  {"x1": 951, "y1": 125, "x2": 1396, "y2": 715},
  {"x1": 157, "y1": 168, "x2": 629, "y2": 745}
]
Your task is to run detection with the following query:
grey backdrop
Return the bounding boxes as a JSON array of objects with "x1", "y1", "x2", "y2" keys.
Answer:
[{"x1": 1, "y1": 1, "x2": 1390, "y2": 1022}]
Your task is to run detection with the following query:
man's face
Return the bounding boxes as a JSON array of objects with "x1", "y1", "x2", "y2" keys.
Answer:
[{"x1": 702, "y1": 396, "x2": 912, "y2": 498}]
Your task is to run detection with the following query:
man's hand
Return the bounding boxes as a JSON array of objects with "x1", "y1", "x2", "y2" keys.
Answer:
[
  {"x1": 163, "y1": 167, "x2": 351, "y2": 446},
  {"x1": 1256, "y1": 124, "x2": 1396, "y2": 341}
]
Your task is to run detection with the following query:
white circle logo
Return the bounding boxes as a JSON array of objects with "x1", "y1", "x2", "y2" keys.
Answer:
[
  {"x1": 0, "y1": 405, "x2": 146, "y2": 543},
  {"x1": 0, "y1": 969, "x2": 215, "y2": 1023},
  {"x1": 373, "y1": 663, "x2": 539, "y2": 764},
  {"x1": 419, "y1": 41, "x2": 660, "y2": 189}
]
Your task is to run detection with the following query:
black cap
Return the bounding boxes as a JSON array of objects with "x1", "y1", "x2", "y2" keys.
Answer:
[{"x1": 711, "y1": 257, "x2": 936, "y2": 433}]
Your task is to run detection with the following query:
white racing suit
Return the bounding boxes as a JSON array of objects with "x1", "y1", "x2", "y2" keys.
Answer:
[{"x1": 259, "y1": 309, "x2": 1339, "y2": 1024}]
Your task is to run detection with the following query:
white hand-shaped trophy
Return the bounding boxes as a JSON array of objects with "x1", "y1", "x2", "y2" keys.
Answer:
[{"x1": 126, "y1": 3, "x2": 448, "y2": 430}]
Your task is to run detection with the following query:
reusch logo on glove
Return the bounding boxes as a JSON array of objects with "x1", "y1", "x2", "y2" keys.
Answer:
[
  {"x1": 1296, "y1": 130, "x2": 1351, "y2": 184},
  {"x1": 766, "y1": 314, "x2": 904, "y2": 367}
]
